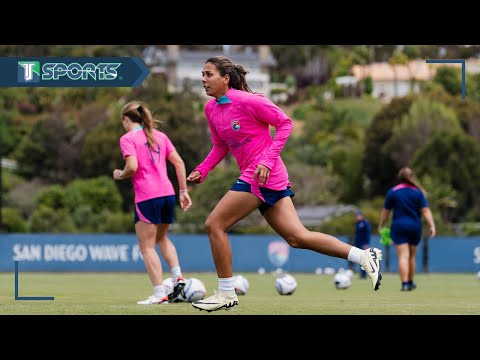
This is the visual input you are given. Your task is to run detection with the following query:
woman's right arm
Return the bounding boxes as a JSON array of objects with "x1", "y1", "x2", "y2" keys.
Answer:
[
  {"x1": 191, "y1": 115, "x2": 229, "y2": 184},
  {"x1": 421, "y1": 207, "x2": 436, "y2": 238}
]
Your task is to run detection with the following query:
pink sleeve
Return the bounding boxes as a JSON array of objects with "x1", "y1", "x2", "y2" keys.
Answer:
[
  {"x1": 163, "y1": 133, "x2": 175, "y2": 158},
  {"x1": 247, "y1": 95, "x2": 293, "y2": 170},
  {"x1": 120, "y1": 135, "x2": 136, "y2": 159},
  {"x1": 195, "y1": 117, "x2": 229, "y2": 183}
]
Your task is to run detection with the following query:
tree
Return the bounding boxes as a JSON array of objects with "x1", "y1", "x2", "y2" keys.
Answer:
[
  {"x1": 412, "y1": 132, "x2": 480, "y2": 221},
  {"x1": 364, "y1": 76, "x2": 373, "y2": 96},
  {"x1": 363, "y1": 96, "x2": 415, "y2": 197},
  {"x1": 434, "y1": 66, "x2": 463, "y2": 96},
  {"x1": 383, "y1": 97, "x2": 461, "y2": 168}
]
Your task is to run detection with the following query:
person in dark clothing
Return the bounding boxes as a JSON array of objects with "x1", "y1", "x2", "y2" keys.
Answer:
[
  {"x1": 378, "y1": 167, "x2": 435, "y2": 291},
  {"x1": 354, "y1": 210, "x2": 371, "y2": 279}
]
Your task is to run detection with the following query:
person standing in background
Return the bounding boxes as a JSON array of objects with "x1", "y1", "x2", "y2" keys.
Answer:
[
  {"x1": 353, "y1": 210, "x2": 371, "y2": 279},
  {"x1": 113, "y1": 101, "x2": 192, "y2": 304},
  {"x1": 378, "y1": 167, "x2": 436, "y2": 291}
]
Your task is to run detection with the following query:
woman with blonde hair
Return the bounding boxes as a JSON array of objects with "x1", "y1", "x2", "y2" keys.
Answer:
[
  {"x1": 378, "y1": 167, "x2": 436, "y2": 291},
  {"x1": 113, "y1": 101, "x2": 192, "y2": 304}
]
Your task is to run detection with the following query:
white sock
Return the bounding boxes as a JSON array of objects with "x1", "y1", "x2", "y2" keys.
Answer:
[
  {"x1": 218, "y1": 277, "x2": 235, "y2": 293},
  {"x1": 348, "y1": 246, "x2": 365, "y2": 264},
  {"x1": 171, "y1": 265, "x2": 182, "y2": 280},
  {"x1": 154, "y1": 285, "x2": 166, "y2": 299}
]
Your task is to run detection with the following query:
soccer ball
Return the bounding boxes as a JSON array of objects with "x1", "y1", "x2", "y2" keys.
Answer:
[
  {"x1": 234, "y1": 274, "x2": 250, "y2": 295},
  {"x1": 323, "y1": 267, "x2": 335, "y2": 275},
  {"x1": 344, "y1": 269, "x2": 354, "y2": 279},
  {"x1": 163, "y1": 277, "x2": 174, "y2": 295},
  {"x1": 275, "y1": 274, "x2": 297, "y2": 295},
  {"x1": 179, "y1": 277, "x2": 206, "y2": 302},
  {"x1": 334, "y1": 272, "x2": 352, "y2": 290}
]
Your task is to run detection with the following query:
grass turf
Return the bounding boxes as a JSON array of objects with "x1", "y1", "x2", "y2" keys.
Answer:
[{"x1": 0, "y1": 272, "x2": 479, "y2": 315}]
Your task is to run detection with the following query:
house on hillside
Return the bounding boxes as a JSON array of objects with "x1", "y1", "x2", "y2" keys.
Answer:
[
  {"x1": 142, "y1": 45, "x2": 277, "y2": 97},
  {"x1": 349, "y1": 60, "x2": 437, "y2": 101},
  {"x1": 344, "y1": 58, "x2": 480, "y2": 101}
]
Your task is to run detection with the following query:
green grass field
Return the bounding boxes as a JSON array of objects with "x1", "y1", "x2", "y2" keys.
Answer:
[{"x1": 0, "y1": 272, "x2": 479, "y2": 315}]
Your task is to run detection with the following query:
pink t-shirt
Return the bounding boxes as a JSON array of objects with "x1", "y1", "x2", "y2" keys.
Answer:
[
  {"x1": 195, "y1": 88, "x2": 293, "y2": 190},
  {"x1": 120, "y1": 127, "x2": 175, "y2": 203}
]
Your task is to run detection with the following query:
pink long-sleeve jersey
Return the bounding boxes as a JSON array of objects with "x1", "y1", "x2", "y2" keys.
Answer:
[{"x1": 195, "y1": 88, "x2": 293, "y2": 190}]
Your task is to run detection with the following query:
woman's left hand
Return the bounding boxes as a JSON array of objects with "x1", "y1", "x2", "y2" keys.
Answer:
[
  {"x1": 179, "y1": 192, "x2": 192, "y2": 211},
  {"x1": 113, "y1": 169, "x2": 123, "y2": 180},
  {"x1": 252, "y1": 164, "x2": 270, "y2": 186}
]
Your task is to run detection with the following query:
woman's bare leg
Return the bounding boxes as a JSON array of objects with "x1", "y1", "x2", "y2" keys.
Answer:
[
  {"x1": 263, "y1": 196, "x2": 352, "y2": 258},
  {"x1": 156, "y1": 224, "x2": 179, "y2": 268},
  {"x1": 136, "y1": 221, "x2": 163, "y2": 286},
  {"x1": 204, "y1": 191, "x2": 263, "y2": 278}
]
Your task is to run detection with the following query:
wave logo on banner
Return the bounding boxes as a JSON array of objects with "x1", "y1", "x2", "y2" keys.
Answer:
[
  {"x1": 267, "y1": 240, "x2": 290, "y2": 267},
  {"x1": 1, "y1": 57, "x2": 150, "y2": 87}
]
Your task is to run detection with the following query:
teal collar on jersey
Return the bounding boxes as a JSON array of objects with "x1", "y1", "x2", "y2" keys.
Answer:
[
  {"x1": 133, "y1": 125, "x2": 144, "y2": 134},
  {"x1": 216, "y1": 95, "x2": 232, "y2": 104}
]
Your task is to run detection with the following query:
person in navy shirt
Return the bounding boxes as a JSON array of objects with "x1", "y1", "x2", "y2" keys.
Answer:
[
  {"x1": 378, "y1": 167, "x2": 436, "y2": 291},
  {"x1": 354, "y1": 210, "x2": 371, "y2": 279}
]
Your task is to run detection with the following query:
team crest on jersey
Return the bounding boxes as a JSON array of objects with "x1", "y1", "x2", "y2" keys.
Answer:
[{"x1": 231, "y1": 120, "x2": 240, "y2": 131}]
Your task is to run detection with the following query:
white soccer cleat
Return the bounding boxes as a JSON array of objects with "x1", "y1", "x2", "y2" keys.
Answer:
[
  {"x1": 361, "y1": 248, "x2": 383, "y2": 291},
  {"x1": 137, "y1": 294, "x2": 169, "y2": 305},
  {"x1": 191, "y1": 290, "x2": 238, "y2": 312}
]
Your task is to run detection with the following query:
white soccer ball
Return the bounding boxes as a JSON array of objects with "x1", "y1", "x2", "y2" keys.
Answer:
[
  {"x1": 163, "y1": 277, "x2": 174, "y2": 295},
  {"x1": 344, "y1": 269, "x2": 354, "y2": 279},
  {"x1": 323, "y1": 267, "x2": 335, "y2": 275},
  {"x1": 477, "y1": 270, "x2": 480, "y2": 280},
  {"x1": 180, "y1": 278, "x2": 206, "y2": 302},
  {"x1": 234, "y1": 274, "x2": 250, "y2": 295},
  {"x1": 334, "y1": 272, "x2": 352, "y2": 290},
  {"x1": 275, "y1": 274, "x2": 297, "y2": 295}
]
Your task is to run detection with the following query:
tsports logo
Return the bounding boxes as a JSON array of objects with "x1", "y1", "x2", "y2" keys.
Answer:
[
  {"x1": 17, "y1": 61, "x2": 121, "y2": 84},
  {"x1": 18, "y1": 61, "x2": 40, "y2": 83},
  {"x1": 2, "y1": 57, "x2": 149, "y2": 88}
]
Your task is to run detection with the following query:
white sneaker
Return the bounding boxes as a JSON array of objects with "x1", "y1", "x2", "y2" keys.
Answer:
[
  {"x1": 360, "y1": 248, "x2": 383, "y2": 291},
  {"x1": 137, "y1": 294, "x2": 169, "y2": 305},
  {"x1": 191, "y1": 290, "x2": 238, "y2": 312}
]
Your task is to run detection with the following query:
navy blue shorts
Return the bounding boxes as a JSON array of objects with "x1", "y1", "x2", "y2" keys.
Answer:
[
  {"x1": 391, "y1": 224, "x2": 422, "y2": 246},
  {"x1": 134, "y1": 195, "x2": 176, "y2": 224},
  {"x1": 230, "y1": 179, "x2": 295, "y2": 215}
]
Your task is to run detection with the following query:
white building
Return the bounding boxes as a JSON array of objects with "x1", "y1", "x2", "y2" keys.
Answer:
[{"x1": 142, "y1": 45, "x2": 277, "y2": 98}]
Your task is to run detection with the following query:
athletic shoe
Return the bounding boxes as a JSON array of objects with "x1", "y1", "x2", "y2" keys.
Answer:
[
  {"x1": 137, "y1": 294, "x2": 169, "y2": 305},
  {"x1": 411, "y1": 282, "x2": 417, "y2": 290},
  {"x1": 401, "y1": 284, "x2": 412, "y2": 291},
  {"x1": 360, "y1": 248, "x2": 383, "y2": 291},
  {"x1": 191, "y1": 290, "x2": 238, "y2": 312},
  {"x1": 168, "y1": 276, "x2": 186, "y2": 303}
]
